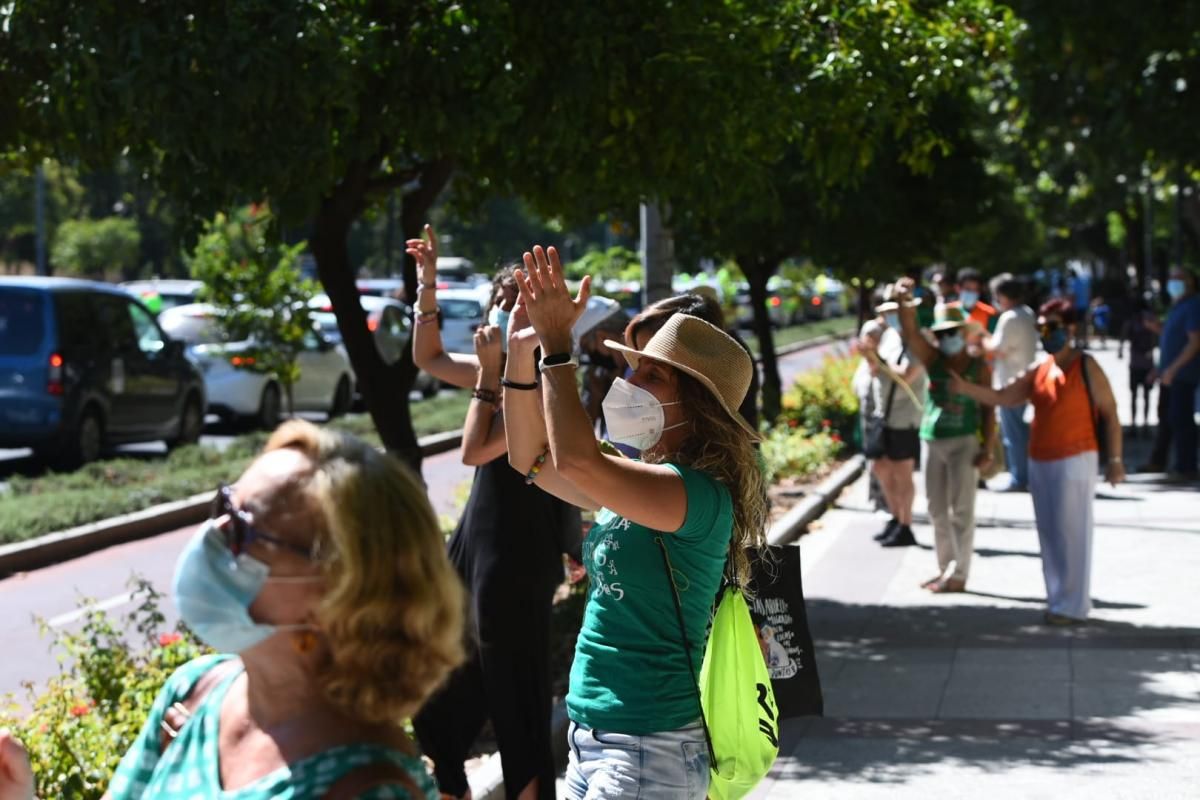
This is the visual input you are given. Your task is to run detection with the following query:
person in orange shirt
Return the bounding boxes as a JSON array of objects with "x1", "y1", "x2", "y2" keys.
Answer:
[
  {"x1": 948, "y1": 298, "x2": 1124, "y2": 625},
  {"x1": 955, "y1": 268, "x2": 998, "y2": 338}
]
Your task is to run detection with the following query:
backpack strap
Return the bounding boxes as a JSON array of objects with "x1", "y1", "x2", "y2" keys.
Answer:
[{"x1": 654, "y1": 535, "x2": 717, "y2": 766}]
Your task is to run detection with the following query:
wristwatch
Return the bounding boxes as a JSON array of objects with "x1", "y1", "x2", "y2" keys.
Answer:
[{"x1": 539, "y1": 352, "x2": 578, "y2": 373}]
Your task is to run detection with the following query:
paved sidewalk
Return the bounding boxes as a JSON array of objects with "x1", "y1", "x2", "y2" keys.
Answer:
[{"x1": 753, "y1": 347, "x2": 1200, "y2": 799}]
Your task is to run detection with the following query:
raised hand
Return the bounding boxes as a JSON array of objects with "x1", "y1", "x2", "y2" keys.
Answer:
[
  {"x1": 507, "y1": 298, "x2": 540, "y2": 355},
  {"x1": 0, "y1": 729, "x2": 34, "y2": 800},
  {"x1": 894, "y1": 277, "x2": 916, "y2": 303},
  {"x1": 514, "y1": 246, "x2": 592, "y2": 354},
  {"x1": 404, "y1": 224, "x2": 439, "y2": 290},
  {"x1": 474, "y1": 324, "x2": 503, "y2": 378}
]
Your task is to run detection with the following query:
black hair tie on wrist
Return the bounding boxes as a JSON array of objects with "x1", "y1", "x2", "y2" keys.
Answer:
[{"x1": 501, "y1": 377, "x2": 538, "y2": 391}]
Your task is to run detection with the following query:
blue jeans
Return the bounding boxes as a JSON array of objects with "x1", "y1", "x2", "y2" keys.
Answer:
[
  {"x1": 997, "y1": 404, "x2": 1030, "y2": 487},
  {"x1": 1167, "y1": 381, "x2": 1198, "y2": 473},
  {"x1": 565, "y1": 720, "x2": 710, "y2": 799}
]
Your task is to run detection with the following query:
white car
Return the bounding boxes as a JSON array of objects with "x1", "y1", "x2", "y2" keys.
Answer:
[
  {"x1": 121, "y1": 279, "x2": 205, "y2": 315},
  {"x1": 309, "y1": 294, "x2": 440, "y2": 398},
  {"x1": 159, "y1": 303, "x2": 355, "y2": 428},
  {"x1": 435, "y1": 288, "x2": 485, "y2": 355}
]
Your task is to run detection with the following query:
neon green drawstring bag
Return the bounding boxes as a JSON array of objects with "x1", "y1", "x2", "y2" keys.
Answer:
[{"x1": 656, "y1": 538, "x2": 780, "y2": 800}]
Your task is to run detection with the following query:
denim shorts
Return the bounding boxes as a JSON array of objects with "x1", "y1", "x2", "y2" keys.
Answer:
[{"x1": 564, "y1": 720, "x2": 710, "y2": 799}]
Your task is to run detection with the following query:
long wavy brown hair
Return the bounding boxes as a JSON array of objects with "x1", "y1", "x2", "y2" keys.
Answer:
[{"x1": 644, "y1": 369, "x2": 768, "y2": 587}]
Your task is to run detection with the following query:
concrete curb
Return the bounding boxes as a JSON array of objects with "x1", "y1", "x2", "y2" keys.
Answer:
[
  {"x1": 0, "y1": 431, "x2": 464, "y2": 576},
  {"x1": 767, "y1": 454, "x2": 867, "y2": 547}
]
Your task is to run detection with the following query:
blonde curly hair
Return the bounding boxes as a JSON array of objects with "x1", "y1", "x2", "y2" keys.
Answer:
[{"x1": 264, "y1": 420, "x2": 465, "y2": 725}]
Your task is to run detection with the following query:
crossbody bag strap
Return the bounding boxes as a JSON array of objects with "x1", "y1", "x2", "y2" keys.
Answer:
[
  {"x1": 655, "y1": 535, "x2": 717, "y2": 766},
  {"x1": 1078, "y1": 353, "x2": 1102, "y2": 450}
]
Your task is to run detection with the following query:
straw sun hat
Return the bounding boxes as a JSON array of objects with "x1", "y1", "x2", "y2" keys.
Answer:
[{"x1": 604, "y1": 314, "x2": 758, "y2": 438}]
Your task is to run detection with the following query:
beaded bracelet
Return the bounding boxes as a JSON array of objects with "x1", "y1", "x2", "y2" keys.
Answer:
[
  {"x1": 472, "y1": 387, "x2": 498, "y2": 404},
  {"x1": 524, "y1": 447, "x2": 549, "y2": 484}
]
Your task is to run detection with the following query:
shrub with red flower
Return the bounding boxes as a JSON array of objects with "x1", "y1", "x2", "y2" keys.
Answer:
[{"x1": 158, "y1": 632, "x2": 183, "y2": 647}]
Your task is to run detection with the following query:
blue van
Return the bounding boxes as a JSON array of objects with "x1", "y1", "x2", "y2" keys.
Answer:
[{"x1": 0, "y1": 277, "x2": 206, "y2": 468}]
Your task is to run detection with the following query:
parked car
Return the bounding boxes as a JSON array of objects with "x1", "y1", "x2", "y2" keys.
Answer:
[
  {"x1": 309, "y1": 294, "x2": 439, "y2": 398},
  {"x1": 434, "y1": 288, "x2": 485, "y2": 354},
  {"x1": 732, "y1": 281, "x2": 794, "y2": 329},
  {"x1": 158, "y1": 303, "x2": 354, "y2": 428},
  {"x1": 121, "y1": 279, "x2": 205, "y2": 315},
  {"x1": 0, "y1": 277, "x2": 206, "y2": 467}
]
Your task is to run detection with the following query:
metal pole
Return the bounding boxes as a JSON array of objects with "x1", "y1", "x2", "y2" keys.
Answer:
[
  {"x1": 1173, "y1": 166, "x2": 1184, "y2": 271},
  {"x1": 1144, "y1": 180, "x2": 1155, "y2": 302},
  {"x1": 34, "y1": 164, "x2": 47, "y2": 276}
]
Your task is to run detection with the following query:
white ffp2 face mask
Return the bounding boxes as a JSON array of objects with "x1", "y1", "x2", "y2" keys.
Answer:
[{"x1": 601, "y1": 377, "x2": 686, "y2": 452}]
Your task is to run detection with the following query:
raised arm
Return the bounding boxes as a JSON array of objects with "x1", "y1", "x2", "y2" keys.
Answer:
[
  {"x1": 502, "y1": 301, "x2": 600, "y2": 511},
  {"x1": 948, "y1": 364, "x2": 1035, "y2": 409},
  {"x1": 894, "y1": 277, "x2": 938, "y2": 367},
  {"x1": 460, "y1": 324, "x2": 508, "y2": 467},
  {"x1": 406, "y1": 224, "x2": 479, "y2": 389},
  {"x1": 517, "y1": 246, "x2": 689, "y2": 533}
]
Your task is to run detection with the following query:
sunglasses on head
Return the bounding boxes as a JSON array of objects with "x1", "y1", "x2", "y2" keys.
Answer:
[{"x1": 211, "y1": 484, "x2": 316, "y2": 560}]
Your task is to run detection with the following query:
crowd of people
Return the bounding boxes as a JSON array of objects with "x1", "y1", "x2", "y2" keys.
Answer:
[{"x1": 1, "y1": 228, "x2": 1197, "y2": 798}]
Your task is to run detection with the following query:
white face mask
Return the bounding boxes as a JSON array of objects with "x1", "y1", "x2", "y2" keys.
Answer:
[{"x1": 601, "y1": 377, "x2": 686, "y2": 452}]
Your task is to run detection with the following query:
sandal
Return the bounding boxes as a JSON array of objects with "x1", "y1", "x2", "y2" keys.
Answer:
[
  {"x1": 919, "y1": 575, "x2": 944, "y2": 590},
  {"x1": 929, "y1": 578, "x2": 966, "y2": 594}
]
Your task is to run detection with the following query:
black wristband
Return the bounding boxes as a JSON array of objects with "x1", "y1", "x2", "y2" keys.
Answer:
[{"x1": 501, "y1": 377, "x2": 538, "y2": 391}]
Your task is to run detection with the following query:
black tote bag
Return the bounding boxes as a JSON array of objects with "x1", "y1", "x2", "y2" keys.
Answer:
[{"x1": 746, "y1": 545, "x2": 824, "y2": 719}]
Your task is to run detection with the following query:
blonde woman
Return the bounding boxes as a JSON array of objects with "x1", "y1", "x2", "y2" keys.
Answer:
[
  {"x1": 0, "y1": 420, "x2": 465, "y2": 799},
  {"x1": 503, "y1": 246, "x2": 768, "y2": 799}
]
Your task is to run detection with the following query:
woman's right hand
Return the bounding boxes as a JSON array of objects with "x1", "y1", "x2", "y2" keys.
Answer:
[
  {"x1": 404, "y1": 224, "x2": 439, "y2": 290},
  {"x1": 0, "y1": 730, "x2": 34, "y2": 800}
]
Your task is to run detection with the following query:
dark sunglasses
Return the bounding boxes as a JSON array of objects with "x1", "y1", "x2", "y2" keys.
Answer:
[
  {"x1": 934, "y1": 329, "x2": 961, "y2": 340},
  {"x1": 211, "y1": 484, "x2": 317, "y2": 560},
  {"x1": 1038, "y1": 321, "x2": 1062, "y2": 337}
]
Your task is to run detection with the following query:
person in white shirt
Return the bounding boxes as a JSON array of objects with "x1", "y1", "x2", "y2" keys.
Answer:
[{"x1": 985, "y1": 277, "x2": 1038, "y2": 491}]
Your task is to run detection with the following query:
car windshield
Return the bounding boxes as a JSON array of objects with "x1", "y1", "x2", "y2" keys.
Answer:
[
  {"x1": 0, "y1": 288, "x2": 46, "y2": 356},
  {"x1": 161, "y1": 312, "x2": 225, "y2": 345},
  {"x1": 440, "y1": 299, "x2": 481, "y2": 320}
]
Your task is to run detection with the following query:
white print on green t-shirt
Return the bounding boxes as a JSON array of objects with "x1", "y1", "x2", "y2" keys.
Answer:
[{"x1": 585, "y1": 528, "x2": 626, "y2": 602}]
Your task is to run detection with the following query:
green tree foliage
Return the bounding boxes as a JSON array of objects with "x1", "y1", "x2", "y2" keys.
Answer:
[
  {"x1": 49, "y1": 216, "x2": 140, "y2": 279},
  {"x1": 0, "y1": 161, "x2": 86, "y2": 272},
  {"x1": 189, "y1": 206, "x2": 316, "y2": 416},
  {"x1": 565, "y1": 246, "x2": 642, "y2": 284}
]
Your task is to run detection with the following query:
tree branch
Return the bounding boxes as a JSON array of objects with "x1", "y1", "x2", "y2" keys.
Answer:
[{"x1": 364, "y1": 167, "x2": 421, "y2": 196}]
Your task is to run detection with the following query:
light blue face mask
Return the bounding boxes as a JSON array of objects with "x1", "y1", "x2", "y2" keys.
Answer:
[
  {"x1": 1167, "y1": 279, "x2": 1187, "y2": 300},
  {"x1": 487, "y1": 306, "x2": 511, "y2": 352},
  {"x1": 173, "y1": 522, "x2": 319, "y2": 653},
  {"x1": 884, "y1": 312, "x2": 901, "y2": 331},
  {"x1": 958, "y1": 290, "x2": 979, "y2": 311},
  {"x1": 939, "y1": 333, "x2": 966, "y2": 356}
]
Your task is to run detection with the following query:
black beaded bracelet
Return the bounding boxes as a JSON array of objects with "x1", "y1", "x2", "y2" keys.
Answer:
[
  {"x1": 501, "y1": 377, "x2": 538, "y2": 391},
  {"x1": 472, "y1": 388, "x2": 498, "y2": 404}
]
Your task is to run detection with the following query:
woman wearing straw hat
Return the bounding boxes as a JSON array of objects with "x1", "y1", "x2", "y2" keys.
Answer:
[
  {"x1": 894, "y1": 278, "x2": 996, "y2": 593},
  {"x1": 869, "y1": 285, "x2": 929, "y2": 548},
  {"x1": 502, "y1": 246, "x2": 767, "y2": 799}
]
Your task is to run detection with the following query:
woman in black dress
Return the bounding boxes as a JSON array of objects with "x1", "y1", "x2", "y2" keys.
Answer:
[{"x1": 408, "y1": 226, "x2": 571, "y2": 800}]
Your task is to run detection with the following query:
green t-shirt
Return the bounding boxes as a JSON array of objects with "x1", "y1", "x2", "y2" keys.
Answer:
[
  {"x1": 920, "y1": 355, "x2": 983, "y2": 441},
  {"x1": 567, "y1": 463, "x2": 733, "y2": 735}
]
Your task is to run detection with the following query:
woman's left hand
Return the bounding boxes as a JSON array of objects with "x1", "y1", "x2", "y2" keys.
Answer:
[
  {"x1": 1106, "y1": 460, "x2": 1126, "y2": 487},
  {"x1": 515, "y1": 246, "x2": 591, "y2": 353},
  {"x1": 973, "y1": 449, "x2": 993, "y2": 471}
]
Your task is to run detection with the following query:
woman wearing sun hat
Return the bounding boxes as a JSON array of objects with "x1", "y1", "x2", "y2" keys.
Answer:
[
  {"x1": 501, "y1": 245, "x2": 767, "y2": 799},
  {"x1": 868, "y1": 285, "x2": 929, "y2": 548},
  {"x1": 894, "y1": 277, "x2": 995, "y2": 593}
]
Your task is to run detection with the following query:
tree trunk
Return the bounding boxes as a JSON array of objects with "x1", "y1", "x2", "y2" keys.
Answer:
[
  {"x1": 640, "y1": 201, "x2": 676, "y2": 305},
  {"x1": 310, "y1": 161, "x2": 424, "y2": 472},
  {"x1": 743, "y1": 255, "x2": 782, "y2": 422}
]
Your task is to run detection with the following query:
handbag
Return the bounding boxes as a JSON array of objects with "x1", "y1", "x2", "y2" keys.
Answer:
[
  {"x1": 746, "y1": 545, "x2": 823, "y2": 718},
  {"x1": 1079, "y1": 353, "x2": 1110, "y2": 464},
  {"x1": 656, "y1": 537, "x2": 780, "y2": 800}
]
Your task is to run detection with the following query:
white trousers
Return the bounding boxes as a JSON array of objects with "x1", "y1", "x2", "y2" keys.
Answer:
[
  {"x1": 1029, "y1": 451, "x2": 1098, "y2": 619},
  {"x1": 924, "y1": 435, "x2": 979, "y2": 582}
]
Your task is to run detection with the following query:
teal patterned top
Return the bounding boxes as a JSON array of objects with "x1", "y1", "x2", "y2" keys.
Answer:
[{"x1": 107, "y1": 655, "x2": 437, "y2": 800}]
